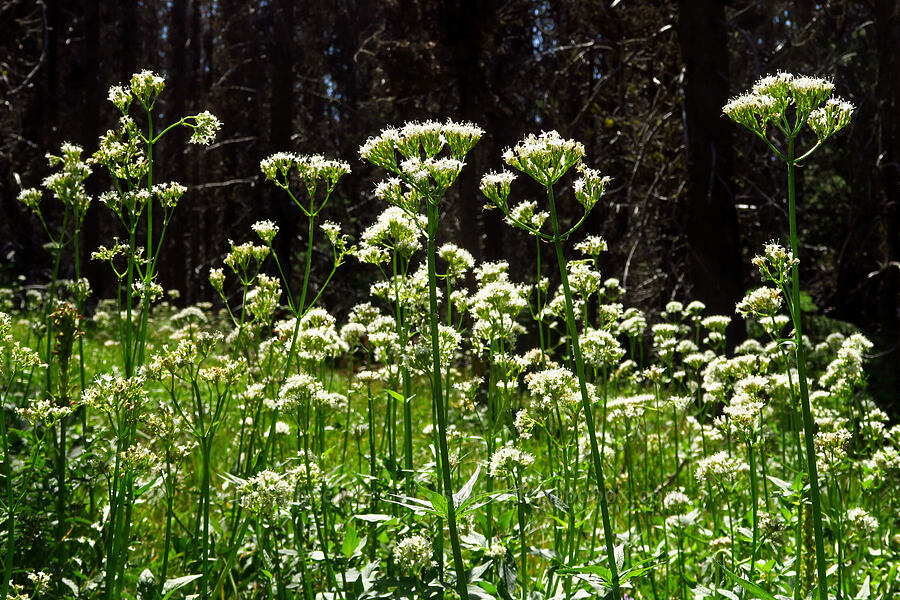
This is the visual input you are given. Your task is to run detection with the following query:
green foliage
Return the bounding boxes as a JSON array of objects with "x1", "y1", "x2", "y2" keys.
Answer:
[{"x1": 0, "y1": 72, "x2": 895, "y2": 600}]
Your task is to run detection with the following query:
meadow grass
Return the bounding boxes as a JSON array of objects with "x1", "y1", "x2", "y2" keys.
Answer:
[{"x1": 0, "y1": 70, "x2": 895, "y2": 600}]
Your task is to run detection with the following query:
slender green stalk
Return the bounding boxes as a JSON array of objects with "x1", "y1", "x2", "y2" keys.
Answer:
[
  {"x1": 748, "y1": 440, "x2": 759, "y2": 581},
  {"x1": 160, "y1": 453, "x2": 174, "y2": 586},
  {"x1": 425, "y1": 202, "x2": 468, "y2": 599},
  {"x1": 786, "y1": 140, "x2": 828, "y2": 600},
  {"x1": 515, "y1": 470, "x2": 528, "y2": 600},
  {"x1": 546, "y1": 186, "x2": 620, "y2": 598},
  {"x1": 298, "y1": 213, "x2": 316, "y2": 315},
  {"x1": 1, "y1": 382, "x2": 14, "y2": 600}
]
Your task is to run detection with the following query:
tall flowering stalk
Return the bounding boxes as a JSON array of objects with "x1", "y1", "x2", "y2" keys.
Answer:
[
  {"x1": 17, "y1": 146, "x2": 92, "y2": 592},
  {"x1": 360, "y1": 120, "x2": 483, "y2": 598},
  {"x1": 481, "y1": 131, "x2": 621, "y2": 598},
  {"x1": 356, "y1": 206, "x2": 427, "y2": 494},
  {"x1": 0, "y1": 314, "x2": 44, "y2": 600},
  {"x1": 724, "y1": 72, "x2": 853, "y2": 600},
  {"x1": 90, "y1": 69, "x2": 221, "y2": 600},
  {"x1": 93, "y1": 70, "x2": 221, "y2": 379}
]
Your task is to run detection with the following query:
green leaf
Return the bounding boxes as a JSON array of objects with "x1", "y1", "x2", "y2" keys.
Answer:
[
  {"x1": 468, "y1": 562, "x2": 491, "y2": 583},
  {"x1": 557, "y1": 564, "x2": 611, "y2": 582},
  {"x1": 498, "y1": 551, "x2": 517, "y2": 600},
  {"x1": 766, "y1": 475, "x2": 793, "y2": 494},
  {"x1": 134, "y1": 476, "x2": 161, "y2": 497},
  {"x1": 419, "y1": 486, "x2": 449, "y2": 519},
  {"x1": 385, "y1": 389, "x2": 406, "y2": 402},
  {"x1": 162, "y1": 574, "x2": 203, "y2": 599},
  {"x1": 543, "y1": 490, "x2": 570, "y2": 514},
  {"x1": 619, "y1": 562, "x2": 660, "y2": 583},
  {"x1": 342, "y1": 525, "x2": 362, "y2": 559},
  {"x1": 718, "y1": 562, "x2": 777, "y2": 600},
  {"x1": 614, "y1": 543, "x2": 625, "y2": 572},
  {"x1": 354, "y1": 513, "x2": 393, "y2": 522},
  {"x1": 454, "y1": 465, "x2": 481, "y2": 511},
  {"x1": 855, "y1": 575, "x2": 871, "y2": 600}
]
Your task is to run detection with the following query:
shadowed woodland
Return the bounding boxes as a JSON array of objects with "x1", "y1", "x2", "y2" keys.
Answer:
[{"x1": 1, "y1": 0, "x2": 898, "y2": 404}]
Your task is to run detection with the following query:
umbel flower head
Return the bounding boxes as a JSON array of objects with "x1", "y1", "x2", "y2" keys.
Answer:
[
  {"x1": 359, "y1": 119, "x2": 483, "y2": 203},
  {"x1": 723, "y1": 72, "x2": 853, "y2": 145},
  {"x1": 695, "y1": 450, "x2": 748, "y2": 485},
  {"x1": 488, "y1": 443, "x2": 535, "y2": 477},
  {"x1": 752, "y1": 242, "x2": 799, "y2": 285},
  {"x1": 501, "y1": 130, "x2": 585, "y2": 186},
  {"x1": 394, "y1": 535, "x2": 434, "y2": 572},
  {"x1": 260, "y1": 152, "x2": 351, "y2": 210}
]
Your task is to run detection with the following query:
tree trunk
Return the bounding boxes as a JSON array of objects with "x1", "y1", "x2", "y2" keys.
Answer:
[
  {"x1": 874, "y1": 0, "x2": 899, "y2": 412},
  {"x1": 270, "y1": 0, "x2": 296, "y2": 293},
  {"x1": 677, "y1": 0, "x2": 743, "y2": 334}
]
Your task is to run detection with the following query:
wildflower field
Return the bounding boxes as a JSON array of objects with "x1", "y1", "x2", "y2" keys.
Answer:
[{"x1": 2, "y1": 70, "x2": 897, "y2": 600}]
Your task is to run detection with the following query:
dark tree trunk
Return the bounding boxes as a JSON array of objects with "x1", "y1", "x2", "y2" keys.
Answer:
[
  {"x1": 44, "y1": 0, "x2": 60, "y2": 146},
  {"x1": 81, "y1": 0, "x2": 103, "y2": 294},
  {"x1": 119, "y1": 0, "x2": 137, "y2": 82},
  {"x1": 677, "y1": 0, "x2": 743, "y2": 330},
  {"x1": 166, "y1": 0, "x2": 190, "y2": 298},
  {"x1": 874, "y1": 0, "x2": 900, "y2": 411},
  {"x1": 441, "y1": 0, "x2": 492, "y2": 261},
  {"x1": 269, "y1": 0, "x2": 296, "y2": 290}
]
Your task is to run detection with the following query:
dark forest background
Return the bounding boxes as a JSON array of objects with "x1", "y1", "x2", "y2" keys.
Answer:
[{"x1": 1, "y1": 0, "x2": 898, "y2": 406}]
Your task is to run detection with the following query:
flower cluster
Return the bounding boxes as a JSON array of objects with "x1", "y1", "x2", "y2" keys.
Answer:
[
  {"x1": 696, "y1": 450, "x2": 748, "y2": 484},
  {"x1": 357, "y1": 206, "x2": 425, "y2": 263},
  {"x1": 502, "y1": 130, "x2": 585, "y2": 186},
  {"x1": 751, "y1": 242, "x2": 798, "y2": 285},
  {"x1": 0, "y1": 313, "x2": 44, "y2": 381},
  {"x1": 394, "y1": 535, "x2": 434, "y2": 572},
  {"x1": 238, "y1": 469, "x2": 296, "y2": 521},
  {"x1": 360, "y1": 120, "x2": 483, "y2": 203},
  {"x1": 154, "y1": 181, "x2": 187, "y2": 209},
  {"x1": 488, "y1": 444, "x2": 535, "y2": 477},
  {"x1": 294, "y1": 308, "x2": 348, "y2": 363},
  {"x1": 846, "y1": 507, "x2": 879, "y2": 535},
  {"x1": 260, "y1": 152, "x2": 351, "y2": 203},
  {"x1": 581, "y1": 327, "x2": 625, "y2": 369},
  {"x1": 129, "y1": 70, "x2": 165, "y2": 105},
  {"x1": 438, "y1": 243, "x2": 475, "y2": 278},
  {"x1": 572, "y1": 164, "x2": 611, "y2": 212},
  {"x1": 819, "y1": 333, "x2": 873, "y2": 396},
  {"x1": 736, "y1": 287, "x2": 783, "y2": 319},
  {"x1": 723, "y1": 72, "x2": 852, "y2": 142},
  {"x1": 469, "y1": 270, "x2": 528, "y2": 345},
  {"x1": 92, "y1": 116, "x2": 148, "y2": 184},
  {"x1": 575, "y1": 235, "x2": 608, "y2": 257},
  {"x1": 525, "y1": 367, "x2": 579, "y2": 415},
  {"x1": 251, "y1": 220, "x2": 279, "y2": 245},
  {"x1": 223, "y1": 240, "x2": 270, "y2": 282},
  {"x1": 81, "y1": 374, "x2": 147, "y2": 419},
  {"x1": 360, "y1": 120, "x2": 483, "y2": 168},
  {"x1": 188, "y1": 110, "x2": 222, "y2": 145},
  {"x1": 605, "y1": 393, "x2": 650, "y2": 423}
]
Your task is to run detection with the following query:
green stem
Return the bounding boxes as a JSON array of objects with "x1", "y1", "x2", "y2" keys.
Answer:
[
  {"x1": 298, "y1": 209, "x2": 316, "y2": 315},
  {"x1": 516, "y1": 471, "x2": 528, "y2": 600},
  {"x1": 787, "y1": 139, "x2": 828, "y2": 600},
  {"x1": 1, "y1": 382, "x2": 14, "y2": 600},
  {"x1": 546, "y1": 185, "x2": 620, "y2": 598},
  {"x1": 425, "y1": 201, "x2": 468, "y2": 599},
  {"x1": 200, "y1": 438, "x2": 211, "y2": 600},
  {"x1": 748, "y1": 440, "x2": 759, "y2": 582},
  {"x1": 161, "y1": 456, "x2": 174, "y2": 588}
]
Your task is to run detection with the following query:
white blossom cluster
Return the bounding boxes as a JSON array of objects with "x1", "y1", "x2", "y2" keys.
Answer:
[
  {"x1": 695, "y1": 450, "x2": 748, "y2": 484},
  {"x1": 487, "y1": 444, "x2": 535, "y2": 477},
  {"x1": 525, "y1": 367, "x2": 579, "y2": 415},
  {"x1": 724, "y1": 72, "x2": 851, "y2": 140},
  {"x1": 394, "y1": 535, "x2": 434, "y2": 572}
]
